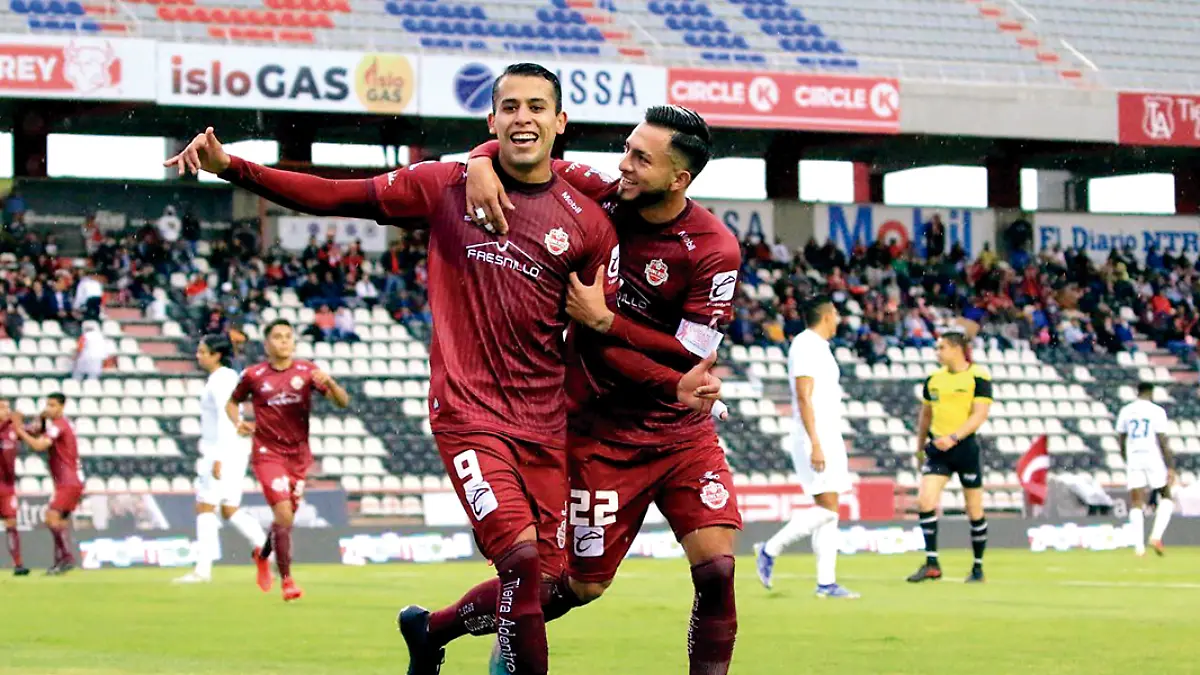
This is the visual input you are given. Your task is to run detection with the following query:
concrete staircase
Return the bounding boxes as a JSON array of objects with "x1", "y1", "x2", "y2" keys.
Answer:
[{"x1": 106, "y1": 306, "x2": 196, "y2": 375}]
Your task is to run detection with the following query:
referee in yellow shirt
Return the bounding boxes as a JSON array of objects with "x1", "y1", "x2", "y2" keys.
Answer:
[{"x1": 907, "y1": 330, "x2": 994, "y2": 584}]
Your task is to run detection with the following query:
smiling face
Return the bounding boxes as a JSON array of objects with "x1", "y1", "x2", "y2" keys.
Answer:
[
  {"x1": 488, "y1": 73, "x2": 566, "y2": 178},
  {"x1": 616, "y1": 123, "x2": 689, "y2": 207}
]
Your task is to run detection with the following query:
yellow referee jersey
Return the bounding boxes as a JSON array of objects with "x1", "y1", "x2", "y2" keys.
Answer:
[{"x1": 922, "y1": 364, "x2": 993, "y2": 438}]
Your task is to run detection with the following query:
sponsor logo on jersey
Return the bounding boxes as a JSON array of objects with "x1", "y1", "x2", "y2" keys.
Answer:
[
  {"x1": 700, "y1": 481, "x2": 730, "y2": 510},
  {"x1": 709, "y1": 270, "x2": 738, "y2": 302},
  {"x1": 386, "y1": 170, "x2": 397, "y2": 186},
  {"x1": 617, "y1": 282, "x2": 652, "y2": 313},
  {"x1": 465, "y1": 240, "x2": 543, "y2": 279},
  {"x1": 266, "y1": 392, "x2": 303, "y2": 408},
  {"x1": 573, "y1": 525, "x2": 605, "y2": 557},
  {"x1": 645, "y1": 258, "x2": 669, "y2": 286},
  {"x1": 544, "y1": 227, "x2": 570, "y2": 256},
  {"x1": 465, "y1": 479, "x2": 498, "y2": 521},
  {"x1": 291, "y1": 376, "x2": 304, "y2": 390},
  {"x1": 607, "y1": 245, "x2": 620, "y2": 280},
  {"x1": 559, "y1": 190, "x2": 583, "y2": 215},
  {"x1": 680, "y1": 230, "x2": 696, "y2": 251}
]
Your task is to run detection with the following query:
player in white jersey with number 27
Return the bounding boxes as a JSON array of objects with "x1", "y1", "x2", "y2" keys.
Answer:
[
  {"x1": 754, "y1": 298, "x2": 858, "y2": 598},
  {"x1": 1115, "y1": 381, "x2": 1176, "y2": 557},
  {"x1": 175, "y1": 334, "x2": 270, "y2": 584}
]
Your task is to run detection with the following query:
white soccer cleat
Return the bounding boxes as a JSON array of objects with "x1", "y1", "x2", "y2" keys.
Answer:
[{"x1": 173, "y1": 572, "x2": 212, "y2": 584}]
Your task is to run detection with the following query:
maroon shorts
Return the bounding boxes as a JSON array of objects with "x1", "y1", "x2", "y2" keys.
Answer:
[
  {"x1": 0, "y1": 486, "x2": 15, "y2": 519},
  {"x1": 566, "y1": 432, "x2": 742, "y2": 583},
  {"x1": 252, "y1": 452, "x2": 312, "y2": 509},
  {"x1": 49, "y1": 484, "x2": 84, "y2": 515},
  {"x1": 435, "y1": 430, "x2": 568, "y2": 576}
]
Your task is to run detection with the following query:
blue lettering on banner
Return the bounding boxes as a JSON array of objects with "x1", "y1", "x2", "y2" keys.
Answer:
[
  {"x1": 714, "y1": 208, "x2": 766, "y2": 242},
  {"x1": 1037, "y1": 224, "x2": 1200, "y2": 259},
  {"x1": 557, "y1": 67, "x2": 638, "y2": 108},
  {"x1": 826, "y1": 204, "x2": 975, "y2": 257}
]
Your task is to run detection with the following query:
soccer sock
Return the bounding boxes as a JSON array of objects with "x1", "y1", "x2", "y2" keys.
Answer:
[
  {"x1": 919, "y1": 510, "x2": 938, "y2": 566},
  {"x1": 814, "y1": 511, "x2": 840, "y2": 587},
  {"x1": 969, "y1": 517, "x2": 988, "y2": 569},
  {"x1": 1130, "y1": 508, "x2": 1145, "y2": 553},
  {"x1": 540, "y1": 570, "x2": 584, "y2": 623},
  {"x1": 194, "y1": 511, "x2": 220, "y2": 578},
  {"x1": 493, "y1": 541, "x2": 547, "y2": 675},
  {"x1": 50, "y1": 524, "x2": 74, "y2": 564},
  {"x1": 227, "y1": 509, "x2": 267, "y2": 550},
  {"x1": 428, "y1": 577, "x2": 502, "y2": 646},
  {"x1": 271, "y1": 523, "x2": 293, "y2": 578},
  {"x1": 764, "y1": 506, "x2": 838, "y2": 557},
  {"x1": 688, "y1": 555, "x2": 737, "y2": 675},
  {"x1": 1150, "y1": 498, "x2": 1174, "y2": 541},
  {"x1": 6, "y1": 528, "x2": 22, "y2": 567}
]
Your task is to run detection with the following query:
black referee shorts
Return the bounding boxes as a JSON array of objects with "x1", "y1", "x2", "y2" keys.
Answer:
[{"x1": 921, "y1": 435, "x2": 983, "y2": 489}]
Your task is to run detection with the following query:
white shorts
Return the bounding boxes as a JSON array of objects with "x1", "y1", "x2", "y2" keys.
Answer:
[
  {"x1": 195, "y1": 455, "x2": 248, "y2": 507},
  {"x1": 1127, "y1": 462, "x2": 1168, "y2": 491},
  {"x1": 791, "y1": 432, "x2": 850, "y2": 496}
]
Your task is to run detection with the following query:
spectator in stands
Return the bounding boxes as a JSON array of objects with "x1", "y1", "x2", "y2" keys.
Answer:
[
  {"x1": 74, "y1": 271, "x2": 104, "y2": 321},
  {"x1": 4, "y1": 189, "x2": 25, "y2": 227},
  {"x1": 82, "y1": 214, "x2": 103, "y2": 256},
  {"x1": 333, "y1": 307, "x2": 359, "y2": 343},
  {"x1": 354, "y1": 274, "x2": 379, "y2": 309},
  {"x1": 157, "y1": 205, "x2": 182, "y2": 246},
  {"x1": 923, "y1": 214, "x2": 946, "y2": 259},
  {"x1": 73, "y1": 320, "x2": 112, "y2": 380},
  {"x1": 181, "y1": 209, "x2": 201, "y2": 253},
  {"x1": 381, "y1": 239, "x2": 408, "y2": 297},
  {"x1": 2, "y1": 293, "x2": 23, "y2": 341},
  {"x1": 1113, "y1": 315, "x2": 1135, "y2": 349},
  {"x1": 770, "y1": 237, "x2": 791, "y2": 269},
  {"x1": 298, "y1": 272, "x2": 323, "y2": 308},
  {"x1": 304, "y1": 305, "x2": 336, "y2": 342},
  {"x1": 1145, "y1": 243, "x2": 1165, "y2": 273},
  {"x1": 903, "y1": 308, "x2": 934, "y2": 347},
  {"x1": 185, "y1": 274, "x2": 213, "y2": 307}
]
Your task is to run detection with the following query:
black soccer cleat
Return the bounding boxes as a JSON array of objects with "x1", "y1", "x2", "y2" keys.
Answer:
[
  {"x1": 906, "y1": 563, "x2": 942, "y2": 583},
  {"x1": 46, "y1": 561, "x2": 74, "y2": 576},
  {"x1": 13, "y1": 566, "x2": 29, "y2": 576},
  {"x1": 397, "y1": 605, "x2": 445, "y2": 675},
  {"x1": 965, "y1": 567, "x2": 985, "y2": 584}
]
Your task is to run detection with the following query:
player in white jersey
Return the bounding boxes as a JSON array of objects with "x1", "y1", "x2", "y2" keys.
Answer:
[
  {"x1": 175, "y1": 334, "x2": 269, "y2": 583},
  {"x1": 1115, "y1": 381, "x2": 1176, "y2": 557},
  {"x1": 753, "y1": 299, "x2": 858, "y2": 598}
]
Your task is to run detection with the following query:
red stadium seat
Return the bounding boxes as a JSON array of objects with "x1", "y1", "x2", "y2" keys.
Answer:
[
  {"x1": 280, "y1": 11, "x2": 297, "y2": 26},
  {"x1": 263, "y1": 10, "x2": 280, "y2": 25},
  {"x1": 246, "y1": 10, "x2": 264, "y2": 24},
  {"x1": 330, "y1": 0, "x2": 349, "y2": 12},
  {"x1": 314, "y1": 12, "x2": 332, "y2": 28},
  {"x1": 228, "y1": 8, "x2": 245, "y2": 24},
  {"x1": 264, "y1": 0, "x2": 283, "y2": 9},
  {"x1": 156, "y1": 6, "x2": 173, "y2": 20},
  {"x1": 279, "y1": 30, "x2": 314, "y2": 42},
  {"x1": 211, "y1": 8, "x2": 229, "y2": 23},
  {"x1": 618, "y1": 47, "x2": 646, "y2": 57},
  {"x1": 192, "y1": 7, "x2": 210, "y2": 21},
  {"x1": 208, "y1": 26, "x2": 227, "y2": 38}
]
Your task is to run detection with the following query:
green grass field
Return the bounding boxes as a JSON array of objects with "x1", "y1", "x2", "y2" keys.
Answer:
[{"x1": 1, "y1": 548, "x2": 1197, "y2": 675}]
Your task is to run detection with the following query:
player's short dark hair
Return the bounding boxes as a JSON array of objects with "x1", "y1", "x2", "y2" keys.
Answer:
[
  {"x1": 201, "y1": 333, "x2": 234, "y2": 367},
  {"x1": 644, "y1": 105, "x2": 713, "y2": 177},
  {"x1": 1137, "y1": 381, "x2": 1155, "y2": 397},
  {"x1": 492, "y1": 62, "x2": 562, "y2": 113},
  {"x1": 940, "y1": 329, "x2": 969, "y2": 351},
  {"x1": 264, "y1": 319, "x2": 293, "y2": 339},
  {"x1": 804, "y1": 297, "x2": 835, "y2": 326},
  {"x1": 47, "y1": 392, "x2": 66, "y2": 405}
]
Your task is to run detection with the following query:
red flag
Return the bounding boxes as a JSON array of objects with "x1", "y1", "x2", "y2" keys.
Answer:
[{"x1": 1017, "y1": 435, "x2": 1050, "y2": 505}]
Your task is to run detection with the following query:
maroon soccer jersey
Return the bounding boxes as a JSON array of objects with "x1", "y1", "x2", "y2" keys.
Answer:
[
  {"x1": 367, "y1": 161, "x2": 620, "y2": 448},
  {"x1": 231, "y1": 359, "x2": 328, "y2": 457},
  {"x1": 0, "y1": 421, "x2": 18, "y2": 488},
  {"x1": 44, "y1": 417, "x2": 82, "y2": 487}
]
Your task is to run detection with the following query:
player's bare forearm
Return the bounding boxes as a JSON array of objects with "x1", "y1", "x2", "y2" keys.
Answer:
[
  {"x1": 1159, "y1": 434, "x2": 1175, "y2": 471},
  {"x1": 915, "y1": 405, "x2": 932, "y2": 456},
  {"x1": 225, "y1": 400, "x2": 241, "y2": 427},
  {"x1": 1118, "y1": 436, "x2": 1127, "y2": 462},
  {"x1": 325, "y1": 382, "x2": 351, "y2": 409},
  {"x1": 220, "y1": 156, "x2": 383, "y2": 219},
  {"x1": 15, "y1": 427, "x2": 51, "y2": 452},
  {"x1": 951, "y1": 402, "x2": 992, "y2": 440}
]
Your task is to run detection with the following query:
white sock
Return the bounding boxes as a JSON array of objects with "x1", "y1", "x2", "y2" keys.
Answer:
[
  {"x1": 227, "y1": 509, "x2": 267, "y2": 550},
  {"x1": 765, "y1": 505, "x2": 838, "y2": 558},
  {"x1": 1129, "y1": 508, "x2": 1145, "y2": 554},
  {"x1": 194, "y1": 511, "x2": 221, "y2": 578},
  {"x1": 1150, "y1": 498, "x2": 1174, "y2": 542},
  {"x1": 814, "y1": 511, "x2": 840, "y2": 587}
]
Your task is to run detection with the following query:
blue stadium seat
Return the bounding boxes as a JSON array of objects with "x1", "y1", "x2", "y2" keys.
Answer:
[
  {"x1": 537, "y1": 24, "x2": 553, "y2": 39},
  {"x1": 435, "y1": 19, "x2": 452, "y2": 33},
  {"x1": 696, "y1": 4, "x2": 711, "y2": 17},
  {"x1": 402, "y1": 17, "x2": 417, "y2": 30},
  {"x1": 467, "y1": 40, "x2": 487, "y2": 51},
  {"x1": 536, "y1": 7, "x2": 551, "y2": 22},
  {"x1": 666, "y1": 16, "x2": 679, "y2": 30},
  {"x1": 385, "y1": 2, "x2": 400, "y2": 15},
  {"x1": 733, "y1": 35, "x2": 747, "y2": 49},
  {"x1": 550, "y1": 0, "x2": 567, "y2": 7},
  {"x1": 469, "y1": 21, "x2": 486, "y2": 35},
  {"x1": 789, "y1": 7, "x2": 804, "y2": 21},
  {"x1": 469, "y1": 6, "x2": 485, "y2": 20},
  {"x1": 810, "y1": 24, "x2": 825, "y2": 38},
  {"x1": 715, "y1": 34, "x2": 731, "y2": 48},
  {"x1": 10, "y1": 0, "x2": 27, "y2": 13},
  {"x1": 743, "y1": 6, "x2": 757, "y2": 19},
  {"x1": 417, "y1": 4, "x2": 433, "y2": 16},
  {"x1": 679, "y1": 2, "x2": 693, "y2": 16},
  {"x1": 81, "y1": 19, "x2": 97, "y2": 30},
  {"x1": 796, "y1": 56, "x2": 814, "y2": 67},
  {"x1": 696, "y1": 18, "x2": 711, "y2": 31},
  {"x1": 649, "y1": 1, "x2": 662, "y2": 14},
  {"x1": 520, "y1": 24, "x2": 535, "y2": 38},
  {"x1": 713, "y1": 19, "x2": 728, "y2": 32},
  {"x1": 28, "y1": 0, "x2": 45, "y2": 13},
  {"x1": 452, "y1": 5, "x2": 469, "y2": 19},
  {"x1": 587, "y1": 26, "x2": 602, "y2": 41}
]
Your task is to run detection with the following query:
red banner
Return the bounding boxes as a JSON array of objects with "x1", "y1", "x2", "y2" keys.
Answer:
[
  {"x1": 1118, "y1": 91, "x2": 1200, "y2": 147},
  {"x1": 667, "y1": 68, "x2": 900, "y2": 132},
  {"x1": 736, "y1": 479, "x2": 896, "y2": 523}
]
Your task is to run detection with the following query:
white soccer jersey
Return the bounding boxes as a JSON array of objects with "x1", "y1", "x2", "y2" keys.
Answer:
[
  {"x1": 1115, "y1": 399, "x2": 1169, "y2": 469},
  {"x1": 199, "y1": 367, "x2": 240, "y2": 455},
  {"x1": 787, "y1": 329, "x2": 850, "y2": 495}
]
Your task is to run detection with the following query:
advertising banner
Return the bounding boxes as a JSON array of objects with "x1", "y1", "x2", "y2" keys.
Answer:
[
  {"x1": 697, "y1": 199, "x2": 774, "y2": 243},
  {"x1": 419, "y1": 56, "x2": 665, "y2": 123},
  {"x1": 157, "y1": 43, "x2": 417, "y2": 114},
  {"x1": 1034, "y1": 212, "x2": 1200, "y2": 263},
  {"x1": 815, "y1": 203, "x2": 996, "y2": 258},
  {"x1": 667, "y1": 68, "x2": 900, "y2": 132},
  {"x1": 0, "y1": 36, "x2": 155, "y2": 101},
  {"x1": 277, "y1": 215, "x2": 390, "y2": 253},
  {"x1": 1118, "y1": 91, "x2": 1200, "y2": 147}
]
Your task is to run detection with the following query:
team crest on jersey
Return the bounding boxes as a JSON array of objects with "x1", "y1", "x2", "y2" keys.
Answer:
[
  {"x1": 544, "y1": 228, "x2": 570, "y2": 256},
  {"x1": 291, "y1": 376, "x2": 304, "y2": 390},
  {"x1": 260, "y1": 382, "x2": 273, "y2": 393},
  {"x1": 700, "y1": 481, "x2": 729, "y2": 510},
  {"x1": 645, "y1": 259, "x2": 669, "y2": 286}
]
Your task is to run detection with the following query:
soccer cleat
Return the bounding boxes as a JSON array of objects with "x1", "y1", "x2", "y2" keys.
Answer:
[
  {"x1": 487, "y1": 638, "x2": 507, "y2": 675},
  {"x1": 281, "y1": 577, "x2": 304, "y2": 602},
  {"x1": 13, "y1": 566, "x2": 29, "y2": 577},
  {"x1": 815, "y1": 583, "x2": 860, "y2": 599},
  {"x1": 1151, "y1": 539, "x2": 1165, "y2": 557},
  {"x1": 172, "y1": 572, "x2": 211, "y2": 584},
  {"x1": 965, "y1": 567, "x2": 986, "y2": 584},
  {"x1": 397, "y1": 605, "x2": 446, "y2": 675},
  {"x1": 906, "y1": 563, "x2": 942, "y2": 583},
  {"x1": 253, "y1": 547, "x2": 272, "y2": 592},
  {"x1": 752, "y1": 542, "x2": 775, "y2": 590}
]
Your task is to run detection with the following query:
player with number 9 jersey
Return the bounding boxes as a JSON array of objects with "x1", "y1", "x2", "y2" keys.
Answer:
[{"x1": 0, "y1": 398, "x2": 28, "y2": 575}]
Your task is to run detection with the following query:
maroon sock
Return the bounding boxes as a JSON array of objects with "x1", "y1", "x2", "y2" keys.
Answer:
[
  {"x1": 540, "y1": 570, "x2": 584, "y2": 623},
  {"x1": 6, "y1": 529, "x2": 22, "y2": 567},
  {"x1": 427, "y1": 570, "x2": 583, "y2": 648},
  {"x1": 493, "y1": 541, "x2": 547, "y2": 675},
  {"x1": 50, "y1": 526, "x2": 65, "y2": 564},
  {"x1": 271, "y1": 524, "x2": 292, "y2": 578},
  {"x1": 687, "y1": 556, "x2": 737, "y2": 675},
  {"x1": 60, "y1": 526, "x2": 75, "y2": 564}
]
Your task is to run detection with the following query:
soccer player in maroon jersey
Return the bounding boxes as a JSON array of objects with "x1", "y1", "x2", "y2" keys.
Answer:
[
  {"x1": 166, "y1": 63, "x2": 720, "y2": 675},
  {"x1": 13, "y1": 393, "x2": 83, "y2": 575},
  {"x1": 453, "y1": 105, "x2": 744, "y2": 674},
  {"x1": 227, "y1": 318, "x2": 349, "y2": 601},
  {"x1": 0, "y1": 398, "x2": 29, "y2": 576}
]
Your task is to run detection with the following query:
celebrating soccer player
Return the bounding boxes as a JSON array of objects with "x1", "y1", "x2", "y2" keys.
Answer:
[
  {"x1": 0, "y1": 399, "x2": 29, "y2": 576},
  {"x1": 432, "y1": 104, "x2": 743, "y2": 675},
  {"x1": 12, "y1": 393, "x2": 82, "y2": 575},
  {"x1": 908, "y1": 330, "x2": 993, "y2": 583},
  {"x1": 174, "y1": 334, "x2": 269, "y2": 585},
  {"x1": 227, "y1": 320, "x2": 350, "y2": 601},
  {"x1": 754, "y1": 298, "x2": 858, "y2": 598},
  {"x1": 1116, "y1": 382, "x2": 1175, "y2": 556}
]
